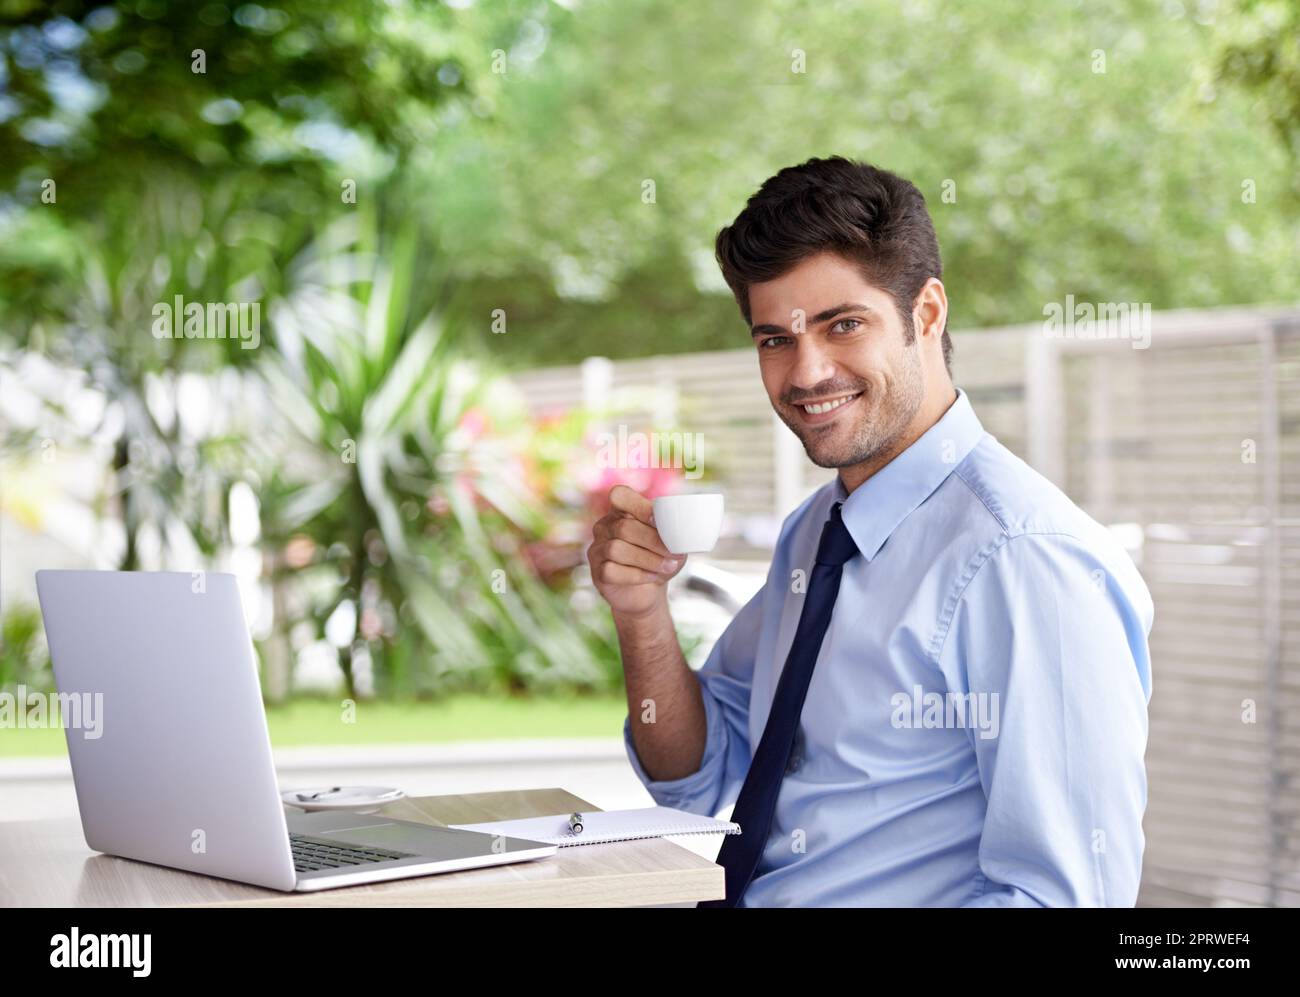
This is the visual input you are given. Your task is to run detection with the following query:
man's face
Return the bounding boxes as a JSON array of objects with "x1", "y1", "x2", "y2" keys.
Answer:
[{"x1": 748, "y1": 251, "x2": 926, "y2": 470}]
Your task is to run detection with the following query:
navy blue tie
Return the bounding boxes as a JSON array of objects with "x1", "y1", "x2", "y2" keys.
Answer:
[{"x1": 700, "y1": 501, "x2": 859, "y2": 907}]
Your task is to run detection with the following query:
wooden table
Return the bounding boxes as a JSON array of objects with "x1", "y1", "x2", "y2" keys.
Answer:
[{"x1": 0, "y1": 788, "x2": 724, "y2": 907}]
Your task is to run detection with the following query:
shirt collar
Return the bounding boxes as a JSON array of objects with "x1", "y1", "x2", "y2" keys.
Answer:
[{"x1": 832, "y1": 387, "x2": 986, "y2": 562}]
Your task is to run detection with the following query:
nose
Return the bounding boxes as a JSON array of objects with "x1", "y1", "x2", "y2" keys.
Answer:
[{"x1": 787, "y1": 335, "x2": 839, "y2": 391}]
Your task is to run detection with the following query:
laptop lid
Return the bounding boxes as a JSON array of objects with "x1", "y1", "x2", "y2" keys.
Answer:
[{"x1": 35, "y1": 570, "x2": 297, "y2": 891}]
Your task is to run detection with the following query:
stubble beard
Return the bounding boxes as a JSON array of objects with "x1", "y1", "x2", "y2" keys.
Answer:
[{"x1": 781, "y1": 351, "x2": 926, "y2": 470}]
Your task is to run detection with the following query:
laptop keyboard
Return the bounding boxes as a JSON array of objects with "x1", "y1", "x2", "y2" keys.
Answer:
[{"x1": 290, "y1": 832, "x2": 416, "y2": 873}]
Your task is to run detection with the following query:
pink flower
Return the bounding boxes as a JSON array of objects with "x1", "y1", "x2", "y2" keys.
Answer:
[
  {"x1": 584, "y1": 464, "x2": 682, "y2": 518},
  {"x1": 458, "y1": 407, "x2": 491, "y2": 441}
]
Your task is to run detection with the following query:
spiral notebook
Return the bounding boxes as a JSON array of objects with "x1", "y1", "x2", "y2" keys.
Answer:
[{"x1": 449, "y1": 805, "x2": 741, "y2": 847}]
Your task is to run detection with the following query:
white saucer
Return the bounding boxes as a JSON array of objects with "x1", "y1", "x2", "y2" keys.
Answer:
[{"x1": 281, "y1": 785, "x2": 406, "y2": 813}]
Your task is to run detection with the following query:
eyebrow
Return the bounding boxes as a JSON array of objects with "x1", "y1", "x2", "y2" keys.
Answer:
[{"x1": 750, "y1": 302, "x2": 875, "y2": 337}]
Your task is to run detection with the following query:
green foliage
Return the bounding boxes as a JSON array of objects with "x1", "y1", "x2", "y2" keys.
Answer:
[
  {"x1": 0, "y1": 603, "x2": 51, "y2": 692},
  {"x1": 0, "y1": 2, "x2": 625, "y2": 699},
  {"x1": 430, "y1": 0, "x2": 1300, "y2": 367},
  {"x1": 1217, "y1": 0, "x2": 1300, "y2": 168},
  {"x1": 0, "y1": 0, "x2": 543, "y2": 569},
  {"x1": 255, "y1": 213, "x2": 621, "y2": 697},
  {"x1": 0, "y1": 0, "x2": 554, "y2": 341}
]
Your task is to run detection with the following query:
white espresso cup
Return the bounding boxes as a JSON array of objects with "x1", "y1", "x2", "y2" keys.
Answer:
[{"x1": 652, "y1": 493, "x2": 725, "y2": 554}]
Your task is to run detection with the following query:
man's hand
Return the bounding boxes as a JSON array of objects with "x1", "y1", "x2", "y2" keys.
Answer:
[
  {"x1": 588, "y1": 485, "x2": 686, "y2": 619},
  {"x1": 589, "y1": 485, "x2": 705, "y2": 782}
]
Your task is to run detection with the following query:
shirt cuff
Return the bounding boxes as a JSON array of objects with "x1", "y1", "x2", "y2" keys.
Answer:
[{"x1": 622, "y1": 676, "x2": 730, "y2": 813}]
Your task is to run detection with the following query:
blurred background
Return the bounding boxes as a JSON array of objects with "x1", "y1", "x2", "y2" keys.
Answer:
[{"x1": 0, "y1": 0, "x2": 1297, "y2": 906}]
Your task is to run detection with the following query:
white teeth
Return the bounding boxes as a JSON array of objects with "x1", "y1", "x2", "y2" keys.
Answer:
[{"x1": 801, "y1": 394, "x2": 858, "y2": 415}]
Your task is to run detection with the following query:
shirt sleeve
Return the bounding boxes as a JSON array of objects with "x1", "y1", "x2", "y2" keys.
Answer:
[
  {"x1": 623, "y1": 583, "x2": 764, "y2": 817},
  {"x1": 937, "y1": 531, "x2": 1154, "y2": 907}
]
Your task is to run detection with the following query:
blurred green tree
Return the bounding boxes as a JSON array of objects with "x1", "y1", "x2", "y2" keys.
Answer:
[
  {"x1": 0, "y1": 0, "x2": 549, "y2": 567},
  {"x1": 426, "y1": 0, "x2": 1299, "y2": 366},
  {"x1": 0, "y1": 1, "x2": 626, "y2": 697},
  {"x1": 1217, "y1": 0, "x2": 1300, "y2": 174}
]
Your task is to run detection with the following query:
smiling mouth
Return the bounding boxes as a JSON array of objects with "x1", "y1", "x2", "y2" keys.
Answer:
[{"x1": 796, "y1": 391, "x2": 863, "y2": 417}]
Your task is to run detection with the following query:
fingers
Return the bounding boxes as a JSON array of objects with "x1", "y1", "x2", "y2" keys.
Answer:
[
  {"x1": 592, "y1": 488, "x2": 685, "y2": 592},
  {"x1": 593, "y1": 560, "x2": 662, "y2": 587},
  {"x1": 594, "y1": 514, "x2": 671, "y2": 556},
  {"x1": 599, "y1": 537, "x2": 679, "y2": 576},
  {"x1": 608, "y1": 484, "x2": 655, "y2": 525}
]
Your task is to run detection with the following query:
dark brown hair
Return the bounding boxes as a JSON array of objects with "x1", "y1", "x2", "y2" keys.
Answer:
[{"x1": 715, "y1": 156, "x2": 952, "y2": 373}]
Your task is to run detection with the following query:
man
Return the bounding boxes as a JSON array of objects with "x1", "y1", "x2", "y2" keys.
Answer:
[{"x1": 587, "y1": 157, "x2": 1154, "y2": 907}]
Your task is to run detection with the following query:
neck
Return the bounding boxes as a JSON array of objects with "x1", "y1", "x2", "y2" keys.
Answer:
[{"x1": 838, "y1": 384, "x2": 959, "y2": 494}]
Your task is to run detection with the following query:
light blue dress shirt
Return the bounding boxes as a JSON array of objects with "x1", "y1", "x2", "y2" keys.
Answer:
[{"x1": 624, "y1": 387, "x2": 1154, "y2": 907}]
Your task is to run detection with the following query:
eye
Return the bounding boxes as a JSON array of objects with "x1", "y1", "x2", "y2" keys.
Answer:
[
  {"x1": 758, "y1": 336, "x2": 792, "y2": 350},
  {"x1": 830, "y1": 318, "x2": 862, "y2": 334}
]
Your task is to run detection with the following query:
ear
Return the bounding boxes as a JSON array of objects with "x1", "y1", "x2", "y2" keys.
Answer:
[{"x1": 913, "y1": 278, "x2": 948, "y2": 342}]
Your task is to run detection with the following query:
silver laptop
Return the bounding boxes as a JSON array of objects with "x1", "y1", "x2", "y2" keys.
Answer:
[{"x1": 35, "y1": 569, "x2": 557, "y2": 892}]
